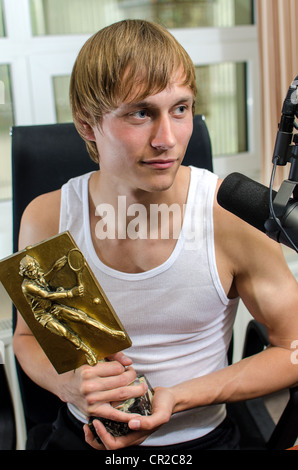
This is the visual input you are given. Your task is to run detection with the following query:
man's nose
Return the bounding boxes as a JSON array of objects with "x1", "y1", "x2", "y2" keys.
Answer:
[{"x1": 151, "y1": 115, "x2": 176, "y2": 151}]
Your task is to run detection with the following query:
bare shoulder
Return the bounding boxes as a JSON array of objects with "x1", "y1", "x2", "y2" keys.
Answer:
[
  {"x1": 213, "y1": 178, "x2": 296, "y2": 294},
  {"x1": 214, "y1": 179, "x2": 298, "y2": 345},
  {"x1": 19, "y1": 189, "x2": 61, "y2": 250},
  {"x1": 213, "y1": 178, "x2": 284, "y2": 267}
]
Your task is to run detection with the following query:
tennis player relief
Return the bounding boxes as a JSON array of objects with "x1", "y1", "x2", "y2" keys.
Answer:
[{"x1": 0, "y1": 231, "x2": 132, "y2": 373}]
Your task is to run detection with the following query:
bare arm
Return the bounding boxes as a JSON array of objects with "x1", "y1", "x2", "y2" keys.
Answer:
[
  {"x1": 13, "y1": 190, "x2": 65, "y2": 394},
  {"x1": 13, "y1": 190, "x2": 145, "y2": 420},
  {"x1": 165, "y1": 217, "x2": 298, "y2": 417},
  {"x1": 167, "y1": 188, "x2": 298, "y2": 407}
]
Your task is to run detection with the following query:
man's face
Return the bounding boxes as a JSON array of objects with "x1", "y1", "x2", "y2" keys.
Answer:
[{"x1": 90, "y1": 78, "x2": 194, "y2": 196}]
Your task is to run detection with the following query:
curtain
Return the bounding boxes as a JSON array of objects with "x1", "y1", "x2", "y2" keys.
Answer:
[{"x1": 257, "y1": 0, "x2": 298, "y2": 186}]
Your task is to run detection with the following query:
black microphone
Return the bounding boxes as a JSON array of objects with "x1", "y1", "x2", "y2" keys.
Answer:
[{"x1": 217, "y1": 172, "x2": 298, "y2": 250}]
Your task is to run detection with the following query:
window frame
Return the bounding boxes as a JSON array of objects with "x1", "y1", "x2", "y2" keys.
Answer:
[
  {"x1": 173, "y1": 26, "x2": 260, "y2": 179},
  {"x1": 1, "y1": 0, "x2": 260, "y2": 183}
]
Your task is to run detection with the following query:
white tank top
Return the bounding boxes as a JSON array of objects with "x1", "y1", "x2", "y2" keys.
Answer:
[{"x1": 59, "y1": 166, "x2": 239, "y2": 446}]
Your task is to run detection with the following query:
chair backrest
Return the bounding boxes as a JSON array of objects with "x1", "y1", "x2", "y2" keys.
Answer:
[{"x1": 11, "y1": 115, "x2": 213, "y2": 429}]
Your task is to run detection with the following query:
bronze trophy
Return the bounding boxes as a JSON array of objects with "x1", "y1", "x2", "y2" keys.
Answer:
[{"x1": 0, "y1": 231, "x2": 153, "y2": 438}]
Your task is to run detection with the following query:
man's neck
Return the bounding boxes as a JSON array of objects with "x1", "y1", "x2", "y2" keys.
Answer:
[
  {"x1": 86, "y1": 166, "x2": 191, "y2": 272},
  {"x1": 88, "y1": 165, "x2": 190, "y2": 214}
]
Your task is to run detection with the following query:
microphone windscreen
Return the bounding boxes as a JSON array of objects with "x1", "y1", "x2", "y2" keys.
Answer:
[{"x1": 217, "y1": 173, "x2": 276, "y2": 233}]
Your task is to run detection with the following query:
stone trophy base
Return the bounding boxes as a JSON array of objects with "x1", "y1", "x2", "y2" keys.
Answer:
[{"x1": 88, "y1": 375, "x2": 154, "y2": 440}]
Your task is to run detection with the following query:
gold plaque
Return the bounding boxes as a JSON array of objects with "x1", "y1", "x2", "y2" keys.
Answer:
[{"x1": 0, "y1": 231, "x2": 131, "y2": 374}]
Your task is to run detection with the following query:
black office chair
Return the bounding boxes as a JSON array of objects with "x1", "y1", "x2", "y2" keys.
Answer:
[
  {"x1": 10, "y1": 116, "x2": 298, "y2": 450},
  {"x1": 227, "y1": 320, "x2": 298, "y2": 450},
  {"x1": 0, "y1": 364, "x2": 16, "y2": 450}
]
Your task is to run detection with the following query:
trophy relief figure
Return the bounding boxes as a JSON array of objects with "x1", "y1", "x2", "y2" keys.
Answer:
[{"x1": 19, "y1": 252, "x2": 126, "y2": 366}]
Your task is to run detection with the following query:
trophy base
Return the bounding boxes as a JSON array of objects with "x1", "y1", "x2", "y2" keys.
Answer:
[{"x1": 88, "y1": 375, "x2": 153, "y2": 440}]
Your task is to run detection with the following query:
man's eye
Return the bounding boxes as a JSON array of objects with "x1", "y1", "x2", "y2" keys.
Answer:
[
  {"x1": 175, "y1": 105, "x2": 187, "y2": 114},
  {"x1": 132, "y1": 110, "x2": 147, "y2": 119}
]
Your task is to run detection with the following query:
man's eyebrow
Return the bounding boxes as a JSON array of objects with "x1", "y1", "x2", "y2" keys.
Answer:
[
  {"x1": 121, "y1": 96, "x2": 194, "y2": 111},
  {"x1": 121, "y1": 101, "x2": 150, "y2": 110}
]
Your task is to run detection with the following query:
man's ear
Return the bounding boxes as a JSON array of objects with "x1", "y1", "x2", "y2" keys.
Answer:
[{"x1": 78, "y1": 119, "x2": 96, "y2": 141}]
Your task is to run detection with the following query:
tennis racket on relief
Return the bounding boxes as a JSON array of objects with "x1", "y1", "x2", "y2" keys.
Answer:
[{"x1": 67, "y1": 248, "x2": 85, "y2": 286}]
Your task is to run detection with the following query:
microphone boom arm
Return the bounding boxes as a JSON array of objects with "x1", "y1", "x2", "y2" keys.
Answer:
[
  {"x1": 273, "y1": 76, "x2": 298, "y2": 167},
  {"x1": 265, "y1": 76, "x2": 298, "y2": 250}
]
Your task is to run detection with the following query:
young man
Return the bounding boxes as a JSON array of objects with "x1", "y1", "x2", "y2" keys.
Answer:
[{"x1": 13, "y1": 20, "x2": 298, "y2": 451}]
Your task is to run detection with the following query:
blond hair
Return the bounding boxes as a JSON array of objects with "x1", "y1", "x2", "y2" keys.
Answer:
[{"x1": 70, "y1": 19, "x2": 197, "y2": 163}]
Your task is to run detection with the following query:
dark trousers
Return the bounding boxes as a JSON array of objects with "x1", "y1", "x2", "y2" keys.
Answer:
[{"x1": 26, "y1": 404, "x2": 240, "y2": 451}]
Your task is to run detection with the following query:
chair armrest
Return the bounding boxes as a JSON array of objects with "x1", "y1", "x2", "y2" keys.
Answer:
[{"x1": 242, "y1": 320, "x2": 269, "y2": 359}]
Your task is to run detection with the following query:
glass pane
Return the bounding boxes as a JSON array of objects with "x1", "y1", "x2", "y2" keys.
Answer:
[
  {"x1": 118, "y1": 0, "x2": 254, "y2": 28},
  {"x1": 53, "y1": 76, "x2": 72, "y2": 123},
  {"x1": 0, "y1": 0, "x2": 5, "y2": 37},
  {"x1": 30, "y1": 0, "x2": 122, "y2": 36},
  {"x1": 30, "y1": 0, "x2": 254, "y2": 35},
  {"x1": 0, "y1": 65, "x2": 14, "y2": 200},
  {"x1": 195, "y1": 62, "x2": 248, "y2": 156}
]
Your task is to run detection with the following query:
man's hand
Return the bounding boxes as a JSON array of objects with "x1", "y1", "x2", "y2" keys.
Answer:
[
  {"x1": 62, "y1": 353, "x2": 147, "y2": 420},
  {"x1": 83, "y1": 386, "x2": 176, "y2": 450}
]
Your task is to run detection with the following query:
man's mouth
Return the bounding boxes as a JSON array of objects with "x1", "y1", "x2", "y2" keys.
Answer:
[{"x1": 141, "y1": 159, "x2": 177, "y2": 169}]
